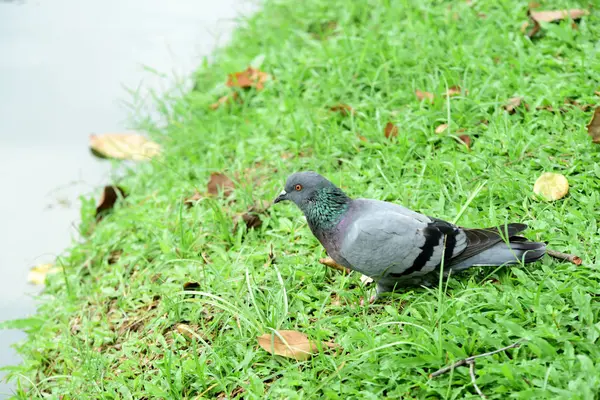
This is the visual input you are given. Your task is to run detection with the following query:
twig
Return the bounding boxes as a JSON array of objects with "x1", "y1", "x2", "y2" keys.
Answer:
[
  {"x1": 319, "y1": 257, "x2": 351, "y2": 274},
  {"x1": 546, "y1": 249, "x2": 582, "y2": 266},
  {"x1": 430, "y1": 340, "x2": 522, "y2": 378},
  {"x1": 468, "y1": 360, "x2": 486, "y2": 399}
]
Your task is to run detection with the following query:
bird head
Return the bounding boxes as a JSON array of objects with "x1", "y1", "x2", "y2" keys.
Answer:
[{"x1": 273, "y1": 171, "x2": 336, "y2": 208}]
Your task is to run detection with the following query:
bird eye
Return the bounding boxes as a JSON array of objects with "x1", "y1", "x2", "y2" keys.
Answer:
[{"x1": 295, "y1": 184, "x2": 303, "y2": 191}]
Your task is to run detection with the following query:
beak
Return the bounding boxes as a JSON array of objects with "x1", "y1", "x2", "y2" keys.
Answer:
[{"x1": 273, "y1": 189, "x2": 288, "y2": 204}]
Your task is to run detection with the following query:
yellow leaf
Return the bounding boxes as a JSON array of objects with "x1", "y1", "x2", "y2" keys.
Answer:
[
  {"x1": 27, "y1": 263, "x2": 59, "y2": 285},
  {"x1": 533, "y1": 172, "x2": 569, "y2": 201},
  {"x1": 257, "y1": 330, "x2": 335, "y2": 361},
  {"x1": 89, "y1": 133, "x2": 161, "y2": 161}
]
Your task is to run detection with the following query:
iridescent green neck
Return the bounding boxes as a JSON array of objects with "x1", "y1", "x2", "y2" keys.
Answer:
[{"x1": 302, "y1": 187, "x2": 351, "y2": 231}]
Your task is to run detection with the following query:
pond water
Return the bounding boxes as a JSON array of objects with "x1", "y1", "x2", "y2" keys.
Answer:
[{"x1": 0, "y1": 0, "x2": 255, "y2": 396}]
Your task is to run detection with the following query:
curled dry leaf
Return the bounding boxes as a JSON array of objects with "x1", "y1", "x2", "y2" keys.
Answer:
[
  {"x1": 587, "y1": 107, "x2": 600, "y2": 144},
  {"x1": 533, "y1": 172, "x2": 569, "y2": 201},
  {"x1": 360, "y1": 274, "x2": 374, "y2": 286},
  {"x1": 384, "y1": 122, "x2": 398, "y2": 139},
  {"x1": 435, "y1": 124, "x2": 448, "y2": 134},
  {"x1": 184, "y1": 191, "x2": 203, "y2": 208},
  {"x1": 207, "y1": 173, "x2": 235, "y2": 197},
  {"x1": 415, "y1": 90, "x2": 434, "y2": 102},
  {"x1": 530, "y1": 9, "x2": 589, "y2": 23},
  {"x1": 444, "y1": 86, "x2": 467, "y2": 97},
  {"x1": 458, "y1": 134, "x2": 472, "y2": 150},
  {"x1": 504, "y1": 97, "x2": 528, "y2": 114},
  {"x1": 28, "y1": 263, "x2": 59, "y2": 285},
  {"x1": 257, "y1": 330, "x2": 336, "y2": 361},
  {"x1": 226, "y1": 67, "x2": 270, "y2": 91},
  {"x1": 89, "y1": 133, "x2": 161, "y2": 161},
  {"x1": 329, "y1": 104, "x2": 355, "y2": 116},
  {"x1": 210, "y1": 92, "x2": 240, "y2": 110},
  {"x1": 234, "y1": 200, "x2": 271, "y2": 230},
  {"x1": 96, "y1": 186, "x2": 126, "y2": 222}
]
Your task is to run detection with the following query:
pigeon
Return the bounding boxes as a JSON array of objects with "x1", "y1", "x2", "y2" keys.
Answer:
[{"x1": 274, "y1": 171, "x2": 546, "y2": 301}]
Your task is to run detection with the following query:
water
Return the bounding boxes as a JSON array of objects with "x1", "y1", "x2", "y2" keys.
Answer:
[{"x1": 0, "y1": 0, "x2": 255, "y2": 396}]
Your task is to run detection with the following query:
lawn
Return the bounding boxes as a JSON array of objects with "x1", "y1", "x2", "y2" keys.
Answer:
[{"x1": 3, "y1": 0, "x2": 600, "y2": 398}]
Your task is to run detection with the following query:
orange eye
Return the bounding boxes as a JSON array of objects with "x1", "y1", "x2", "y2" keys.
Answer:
[{"x1": 295, "y1": 184, "x2": 303, "y2": 191}]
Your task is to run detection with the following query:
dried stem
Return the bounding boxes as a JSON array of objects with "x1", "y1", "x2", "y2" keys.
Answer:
[
  {"x1": 546, "y1": 249, "x2": 582, "y2": 265},
  {"x1": 319, "y1": 257, "x2": 350, "y2": 274},
  {"x1": 430, "y1": 340, "x2": 522, "y2": 378},
  {"x1": 468, "y1": 360, "x2": 486, "y2": 399}
]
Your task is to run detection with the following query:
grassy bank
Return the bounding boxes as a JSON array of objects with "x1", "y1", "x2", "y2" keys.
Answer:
[{"x1": 3, "y1": 0, "x2": 600, "y2": 398}]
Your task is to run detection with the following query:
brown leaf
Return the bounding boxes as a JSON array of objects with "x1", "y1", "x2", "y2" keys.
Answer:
[
  {"x1": 89, "y1": 133, "x2": 160, "y2": 161},
  {"x1": 415, "y1": 89, "x2": 434, "y2": 102},
  {"x1": 444, "y1": 86, "x2": 467, "y2": 97},
  {"x1": 257, "y1": 330, "x2": 336, "y2": 361},
  {"x1": 384, "y1": 122, "x2": 398, "y2": 139},
  {"x1": 96, "y1": 186, "x2": 126, "y2": 221},
  {"x1": 504, "y1": 97, "x2": 529, "y2": 114},
  {"x1": 210, "y1": 92, "x2": 240, "y2": 110},
  {"x1": 458, "y1": 134, "x2": 471, "y2": 150},
  {"x1": 587, "y1": 107, "x2": 600, "y2": 144},
  {"x1": 357, "y1": 135, "x2": 368, "y2": 142},
  {"x1": 234, "y1": 201, "x2": 271, "y2": 230},
  {"x1": 533, "y1": 172, "x2": 569, "y2": 201},
  {"x1": 226, "y1": 67, "x2": 270, "y2": 91},
  {"x1": 207, "y1": 173, "x2": 235, "y2": 197},
  {"x1": 435, "y1": 124, "x2": 448, "y2": 134},
  {"x1": 530, "y1": 9, "x2": 589, "y2": 23},
  {"x1": 184, "y1": 191, "x2": 203, "y2": 207},
  {"x1": 329, "y1": 104, "x2": 355, "y2": 116}
]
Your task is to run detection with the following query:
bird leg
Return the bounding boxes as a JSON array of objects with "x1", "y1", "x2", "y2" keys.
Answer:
[{"x1": 318, "y1": 257, "x2": 351, "y2": 274}]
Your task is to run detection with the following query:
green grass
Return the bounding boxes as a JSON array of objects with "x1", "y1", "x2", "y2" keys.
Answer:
[{"x1": 2, "y1": 0, "x2": 600, "y2": 398}]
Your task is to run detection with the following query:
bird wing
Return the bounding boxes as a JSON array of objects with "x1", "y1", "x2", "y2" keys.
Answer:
[{"x1": 339, "y1": 210, "x2": 467, "y2": 278}]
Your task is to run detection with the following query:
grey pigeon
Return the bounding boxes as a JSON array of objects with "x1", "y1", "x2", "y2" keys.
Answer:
[{"x1": 274, "y1": 171, "x2": 546, "y2": 300}]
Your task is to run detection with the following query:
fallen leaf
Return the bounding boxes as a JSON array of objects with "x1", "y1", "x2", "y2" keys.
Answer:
[
  {"x1": 357, "y1": 135, "x2": 368, "y2": 142},
  {"x1": 587, "y1": 107, "x2": 600, "y2": 144},
  {"x1": 234, "y1": 201, "x2": 271, "y2": 230},
  {"x1": 95, "y1": 186, "x2": 126, "y2": 222},
  {"x1": 207, "y1": 173, "x2": 235, "y2": 197},
  {"x1": 458, "y1": 134, "x2": 472, "y2": 150},
  {"x1": 28, "y1": 263, "x2": 59, "y2": 285},
  {"x1": 360, "y1": 274, "x2": 374, "y2": 286},
  {"x1": 435, "y1": 124, "x2": 448, "y2": 134},
  {"x1": 594, "y1": 91, "x2": 600, "y2": 96},
  {"x1": 384, "y1": 122, "x2": 398, "y2": 139},
  {"x1": 533, "y1": 172, "x2": 569, "y2": 201},
  {"x1": 329, "y1": 104, "x2": 355, "y2": 116},
  {"x1": 226, "y1": 67, "x2": 270, "y2": 91},
  {"x1": 444, "y1": 86, "x2": 467, "y2": 97},
  {"x1": 530, "y1": 9, "x2": 589, "y2": 23},
  {"x1": 210, "y1": 92, "x2": 239, "y2": 110},
  {"x1": 183, "y1": 282, "x2": 201, "y2": 291},
  {"x1": 564, "y1": 98, "x2": 593, "y2": 112},
  {"x1": 175, "y1": 323, "x2": 202, "y2": 341},
  {"x1": 89, "y1": 133, "x2": 161, "y2": 161},
  {"x1": 257, "y1": 330, "x2": 335, "y2": 361},
  {"x1": 415, "y1": 90, "x2": 434, "y2": 102},
  {"x1": 504, "y1": 97, "x2": 528, "y2": 114},
  {"x1": 184, "y1": 191, "x2": 203, "y2": 207}
]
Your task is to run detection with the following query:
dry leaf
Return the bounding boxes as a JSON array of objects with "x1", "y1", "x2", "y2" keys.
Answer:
[
  {"x1": 444, "y1": 86, "x2": 467, "y2": 97},
  {"x1": 458, "y1": 134, "x2": 472, "y2": 150},
  {"x1": 360, "y1": 274, "x2": 374, "y2": 286},
  {"x1": 415, "y1": 90, "x2": 434, "y2": 102},
  {"x1": 96, "y1": 186, "x2": 126, "y2": 221},
  {"x1": 257, "y1": 330, "x2": 335, "y2": 361},
  {"x1": 594, "y1": 91, "x2": 600, "y2": 96},
  {"x1": 184, "y1": 191, "x2": 203, "y2": 207},
  {"x1": 533, "y1": 172, "x2": 569, "y2": 201},
  {"x1": 530, "y1": 9, "x2": 589, "y2": 23},
  {"x1": 210, "y1": 92, "x2": 239, "y2": 110},
  {"x1": 207, "y1": 173, "x2": 235, "y2": 197},
  {"x1": 28, "y1": 263, "x2": 59, "y2": 285},
  {"x1": 89, "y1": 133, "x2": 161, "y2": 161},
  {"x1": 226, "y1": 67, "x2": 270, "y2": 91},
  {"x1": 587, "y1": 107, "x2": 600, "y2": 144},
  {"x1": 175, "y1": 323, "x2": 202, "y2": 341},
  {"x1": 384, "y1": 122, "x2": 398, "y2": 139},
  {"x1": 329, "y1": 104, "x2": 355, "y2": 116},
  {"x1": 504, "y1": 97, "x2": 528, "y2": 114},
  {"x1": 357, "y1": 135, "x2": 368, "y2": 142},
  {"x1": 435, "y1": 124, "x2": 448, "y2": 134}
]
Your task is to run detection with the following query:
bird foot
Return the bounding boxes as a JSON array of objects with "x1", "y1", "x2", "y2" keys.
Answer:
[{"x1": 318, "y1": 257, "x2": 351, "y2": 274}]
